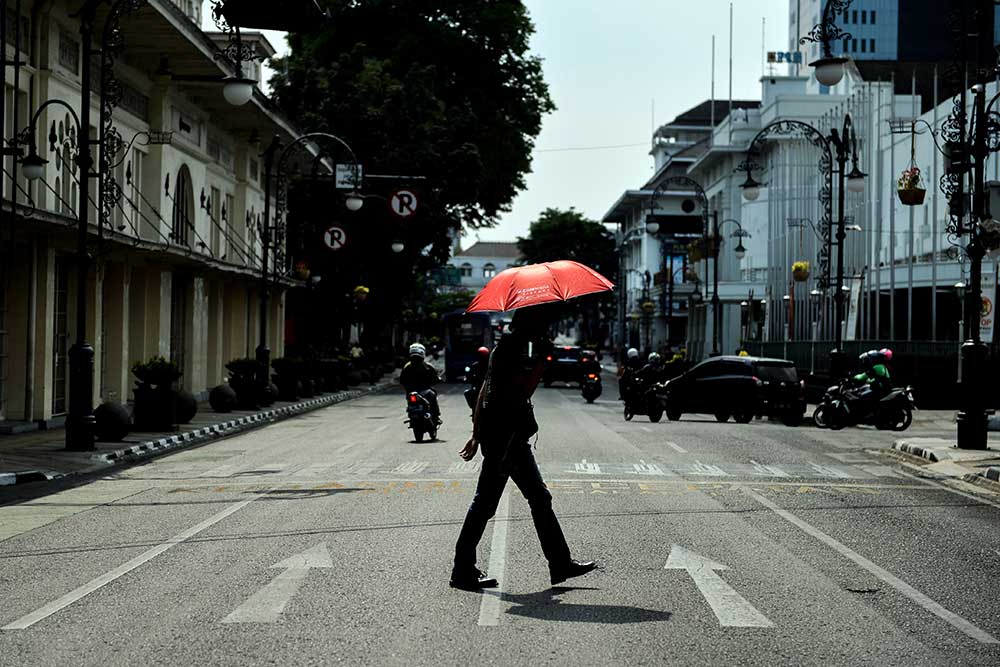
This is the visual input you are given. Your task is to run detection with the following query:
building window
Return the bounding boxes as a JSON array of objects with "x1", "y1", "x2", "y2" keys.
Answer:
[
  {"x1": 842, "y1": 38, "x2": 849, "y2": 53},
  {"x1": 460, "y1": 263, "x2": 473, "y2": 277},
  {"x1": 861, "y1": 10, "x2": 866, "y2": 24},
  {"x1": 483, "y1": 263, "x2": 496, "y2": 279},
  {"x1": 871, "y1": 10, "x2": 876, "y2": 24},
  {"x1": 870, "y1": 38, "x2": 875, "y2": 53},
  {"x1": 851, "y1": 38, "x2": 857, "y2": 52},
  {"x1": 852, "y1": 10, "x2": 857, "y2": 24},
  {"x1": 860, "y1": 39, "x2": 866, "y2": 53}
]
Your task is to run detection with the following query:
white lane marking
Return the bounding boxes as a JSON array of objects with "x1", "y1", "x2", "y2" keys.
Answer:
[
  {"x1": 392, "y1": 461, "x2": 429, "y2": 474},
  {"x1": 807, "y1": 462, "x2": 853, "y2": 479},
  {"x1": 743, "y1": 487, "x2": 999, "y2": 644},
  {"x1": 632, "y1": 460, "x2": 666, "y2": 476},
  {"x1": 664, "y1": 545, "x2": 773, "y2": 628},
  {"x1": 335, "y1": 443, "x2": 357, "y2": 455},
  {"x1": 573, "y1": 460, "x2": 602, "y2": 474},
  {"x1": 374, "y1": 424, "x2": 390, "y2": 434},
  {"x1": 2, "y1": 490, "x2": 270, "y2": 631},
  {"x1": 640, "y1": 426, "x2": 653, "y2": 433},
  {"x1": 748, "y1": 460, "x2": 790, "y2": 477},
  {"x1": 449, "y1": 460, "x2": 481, "y2": 474},
  {"x1": 223, "y1": 544, "x2": 332, "y2": 624},
  {"x1": 665, "y1": 441, "x2": 687, "y2": 454},
  {"x1": 478, "y1": 489, "x2": 511, "y2": 627},
  {"x1": 686, "y1": 462, "x2": 728, "y2": 476}
]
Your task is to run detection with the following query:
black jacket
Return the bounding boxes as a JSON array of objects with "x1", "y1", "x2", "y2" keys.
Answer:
[{"x1": 401, "y1": 360, "x2": 440, "y2": 392}]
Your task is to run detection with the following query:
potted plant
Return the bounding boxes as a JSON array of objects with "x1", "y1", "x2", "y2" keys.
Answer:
[
  {"x1": 131, "y1": 356, "x2": 181, "y2": 431},
  {"x1": 897, "y1": 164, "x2": 926, "y2": 205},
  {"x1": 226, "y1": 358, "x2": 262, "y2": 409},
  {"x1": 271, "y1": 357, "x2": 302, "y2": 401},
  {"x1": 641, "y1": 301, "x2": 656, "y2": 313},
  {"x1": 792, "y1": 261, "x2": 810, "y2": 282}
]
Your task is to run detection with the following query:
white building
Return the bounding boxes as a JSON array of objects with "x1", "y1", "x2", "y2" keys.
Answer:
[{"x1": 450, "y1": 241, "x2": 521, "y2": 292}]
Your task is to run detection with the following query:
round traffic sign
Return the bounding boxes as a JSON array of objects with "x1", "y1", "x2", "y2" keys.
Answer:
[
  {"x1": 389, "y1": 189, "x2": 419, "y2": 218},
  {"x1": 323, "y1": 225, "x2": 347, "y2": 251}
]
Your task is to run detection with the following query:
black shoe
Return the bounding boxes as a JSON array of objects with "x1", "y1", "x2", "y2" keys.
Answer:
[
  {"x1": 450, "y1": 568, "x2": 499, "y2": 591},
  {"x1": 550, "y1": 559, "x2": 597, "y2": 585}
]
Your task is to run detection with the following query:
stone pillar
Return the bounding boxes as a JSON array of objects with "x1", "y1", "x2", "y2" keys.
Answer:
[
  {"x1": 206, "y1": 281, "x2": 224, "y2": 386},
  {"x1": 188, "y1": 276, "x2": 209, "y2": 394},
  {"x1": 102, "y1": 262, "x2": 130, "y2": 404},
  {"x1": 222, "y1": 283, "x2": 247, "y2": 363},
  {"x1": 33, "y1": 246, "x2": 55, "y2": 420}
]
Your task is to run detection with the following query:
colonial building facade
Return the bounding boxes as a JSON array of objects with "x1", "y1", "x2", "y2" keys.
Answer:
[{"x1": 0, "y1": 0, "x2": 302, "y2": 430}]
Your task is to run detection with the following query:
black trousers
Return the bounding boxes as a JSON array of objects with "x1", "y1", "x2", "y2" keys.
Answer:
[{"x1": 453, "y1": 443, "x2": 571, "y2": 573}]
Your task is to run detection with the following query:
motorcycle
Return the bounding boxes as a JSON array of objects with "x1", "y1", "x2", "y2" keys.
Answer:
[
  {"x1": 582, "y1": 372, "x2": 602, "y2": 403},
  {"x1": 813, "y1": 381, "x2": 914, "y2": 431},
  {"x1": 405, "y1": 391, "x2": 439, "y2": 442},
  {"x1": 621, "y1": 377, "x2": 664, "y2": 423}
]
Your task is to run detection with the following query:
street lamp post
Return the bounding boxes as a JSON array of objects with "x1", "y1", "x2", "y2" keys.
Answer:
[
  {"x1": 740, "y1": 115, "x2": 863, "y2": 377},
  {"x1": 710, "y1": 215, "x2": 751, "y2": 356},
  {"x1": 257, "y1": 133, "x2": 364, "y2": 391},
  {"x1": 616, "y1": 221, "x2": 659, "y2": 364}
]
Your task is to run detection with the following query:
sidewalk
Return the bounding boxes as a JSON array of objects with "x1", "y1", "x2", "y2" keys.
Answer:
[
  {"x1": 0, "y1": 375, "x2": 398, "y2": 486},
  {"x1": 891, "y1": 436, "x2": 1000, "y2": 489}
]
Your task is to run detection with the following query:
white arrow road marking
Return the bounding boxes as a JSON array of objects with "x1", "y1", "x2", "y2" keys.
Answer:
[
  {"x1": 478, "y1": 489, "x2": 511, "y2": 627},
  {"x1": 664, "y1": 545, "x2": 773, "y2": 628},
  {"x1": 664, "y1": 441, "x2": 687, "y2": 454},
  {"x1": 223, "y1": 544, "x2": 333, "y2": 624},
  {"x1": 2, "y1": 490, "x2": 271, "y2": 631},
  {"x1": 744, "y1": 487, "x2": 999, "y2": 644}
]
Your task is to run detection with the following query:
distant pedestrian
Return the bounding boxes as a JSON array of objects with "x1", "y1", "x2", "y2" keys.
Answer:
[{"x1": 450, "y1": 306, "x2": 597, "y2": 590}]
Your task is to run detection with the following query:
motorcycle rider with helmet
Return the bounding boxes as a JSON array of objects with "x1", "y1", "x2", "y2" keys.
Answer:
[
  {"x1": 579, "y1": 349, "x2": 601, "y2": 382},
  {"x1": 848, "y1": 348, "x2": 893, "y2": 409},
  {"x1": 618, "y1": 348, "x2": 642, "y2": 400},
  {"x1": 401, "y1": 343, "x2": 442, "y2": 423},
  {"x1": 636, "y1": 352, "x2": 665, "y2": 386}
]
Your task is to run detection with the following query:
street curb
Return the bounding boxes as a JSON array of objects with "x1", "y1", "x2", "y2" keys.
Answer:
[
  {"x1": 975, "y1": 466, "x2": 1000, "y2": 483},
  {"x1": 0, "y1": 470, "x2": 58, "y2": 486},
  {"x1": 95, "y1": 384, "x2": 394, "y2": 466},
  {"x1": 1, "y1": 381, "x2": 396, "y2": 486},
  {"x1": 891, "y1": 440, "x2": 942, "y2": 462}
]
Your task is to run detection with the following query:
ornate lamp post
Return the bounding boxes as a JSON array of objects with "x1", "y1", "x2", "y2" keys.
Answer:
[
  {"x1": 800, "y1": 1, "x2": 854, "y2": 87},
  {"x1": 616, "y1": 221, "x2": 659, "y2": 363}
]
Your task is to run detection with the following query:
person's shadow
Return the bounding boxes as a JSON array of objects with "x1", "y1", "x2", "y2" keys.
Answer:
[{"x1": 502, "y1": 587, "x2": 672, "y2": 624}]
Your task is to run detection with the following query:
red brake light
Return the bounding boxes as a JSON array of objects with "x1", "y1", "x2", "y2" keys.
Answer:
[
  {"x1": 587, "y1": 374, "x2": 597, "y2": 379},
  {"x1": 408, "y1": 394, "x2": 417, "y2": 403},
  {"x1": 546, "y1": 355, "x2": 553, "y2": 361},
  {"x1": 564, "y1": 346, "x2": 572, "y2": 350}
]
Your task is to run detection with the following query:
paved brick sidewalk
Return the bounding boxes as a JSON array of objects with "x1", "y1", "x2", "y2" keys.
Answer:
[{"x1": 0, "y1": 377, "x2": 397, "y2": 485}]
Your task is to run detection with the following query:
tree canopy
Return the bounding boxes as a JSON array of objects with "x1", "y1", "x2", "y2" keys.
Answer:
[{"x1": 517, "y1": 208, "x2": 618, "y2": 347}]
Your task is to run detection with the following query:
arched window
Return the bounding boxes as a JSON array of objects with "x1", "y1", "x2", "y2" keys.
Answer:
[
  {"x1": 483, "y1": 263, "x2": 496, "y2": 279},
  {"x1": 171, "y1": 165, "x2": 193, "y2": 246},
  {"x1": 460, "y1": 262, "x2": 473, "y2": 277}
]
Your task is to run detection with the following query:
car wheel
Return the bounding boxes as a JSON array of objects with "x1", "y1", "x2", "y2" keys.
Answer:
[
  {"x1": 624, "y1": 406, "x2": 634, "y2": 421},
  {"x1": 734, "y1": 412, "x2": 753, "y2": 424},
  {"x1": 714, "y1": 412, "x2": 730, "y2": 423}
]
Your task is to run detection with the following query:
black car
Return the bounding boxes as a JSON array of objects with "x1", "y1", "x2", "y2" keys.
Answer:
[
  {"x1": 658, "y1": 356, "x2": 806, "y2": 426},
  {"x1": 543, "y1": 345, "x2": 582, "y2": 387}
]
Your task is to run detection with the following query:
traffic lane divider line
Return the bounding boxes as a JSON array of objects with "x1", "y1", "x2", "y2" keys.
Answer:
[
  {"x1": 477, "y1": 489, "x2": 511, "y2": 627},
  {"x1": 742, "y1": 486, "x2": 999, "y2": 645},
  {"x1": 0, "y1": 487, "x2": 274, "y2": 631}
]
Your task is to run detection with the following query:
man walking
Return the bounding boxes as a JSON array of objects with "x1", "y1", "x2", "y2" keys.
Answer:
[{"x1": 450, "y1": 306, "x2": 597, "y2": 590}]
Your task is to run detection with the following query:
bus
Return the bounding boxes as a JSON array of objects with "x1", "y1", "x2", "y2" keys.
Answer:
[{"x1": 442, "y1": 310, "x2": 497, "y2": 382}]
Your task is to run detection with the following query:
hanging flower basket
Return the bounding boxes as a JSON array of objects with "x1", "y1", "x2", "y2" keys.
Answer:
[
  {"x1": 897, "y1": 166, "x2": 926, "y2": 205},
  {"x1": 641, "y1": 301, "x2": 656, "y2": 313},
  {"x1": 791, "y1": 260, "x2": 810, "y2": 282}
]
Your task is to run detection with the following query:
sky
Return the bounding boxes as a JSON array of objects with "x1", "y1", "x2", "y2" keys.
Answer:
[{"x1": 204, "y1": 0, "x2": 791, "y2": 242}]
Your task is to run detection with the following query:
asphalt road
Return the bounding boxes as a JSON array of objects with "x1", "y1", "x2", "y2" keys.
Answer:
[{"x1": 1, "y1": 382, "x2": 999, "y2": 666}]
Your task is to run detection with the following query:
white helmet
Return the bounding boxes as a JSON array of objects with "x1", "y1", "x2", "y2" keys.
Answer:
[
  {"x1": 627, "y1": 348, "x2": 639, "y2": 359},
  {"x1": 408, "y1": 343, "x2": 426, "y2": 359}
]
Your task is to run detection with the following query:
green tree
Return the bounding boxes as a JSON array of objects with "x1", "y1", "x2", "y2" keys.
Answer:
[{"x1": 517, "y1": 208, "x2": 618, "y2": 347}]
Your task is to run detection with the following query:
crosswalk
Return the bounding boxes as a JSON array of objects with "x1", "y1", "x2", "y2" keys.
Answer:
[{"x1": 174, "y1": 457, "x2": 905, "y2": 481}]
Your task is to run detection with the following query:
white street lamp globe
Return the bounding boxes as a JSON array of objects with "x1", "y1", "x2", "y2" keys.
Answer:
[
  {"x1": 846, "y1": 174, "x2": 866, "y2": 193},
  {"x1": 742, "y1": 185, "x2": 760, "y2": 202},
  {"x1": 391, "y1": 241, "x2": 405, "y2": 253},
  {"x1": 222, "y1": 76, "x2": 255, "y2": 106},
  {"x1": 345, "y1": 192, "x2": 364, "y2": 211},
  {"x1": 21, "y1": 153, "x2": 47, "y2": 181},
  {"x1": 811, "y1": 57, "x2": 847, "y2": 87},
  {"x1": 734, "y1": 243, "x2": 746, "y2": 260},
  {"x1": 645, "y1": 220, "x2": 660, "y2": 234}
]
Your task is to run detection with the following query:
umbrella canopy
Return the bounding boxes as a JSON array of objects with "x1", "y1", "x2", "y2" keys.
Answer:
[{"x1": 466, "y1": 260, "x2": 615, "y2": 313}]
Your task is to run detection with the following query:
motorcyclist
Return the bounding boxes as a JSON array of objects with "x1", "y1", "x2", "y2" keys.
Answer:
[
  {"x1": 401, "y1": 343, "x2": 441, "y2": 422},
  {"x1": 635, "y1": 352, "x2": 665, "y2": 387},
  {"x1": 579, "y1": 350, "x2": 602, "y2": 383},
  {"x1": 619, "y1": 347, "x2": 642, "y2": 400},
  {"x1": 464, "y1": 346, "x2": 491, "y2": 410},
  {"x1": 848, "y1": 348, "x2": 893, "y2": 409}
]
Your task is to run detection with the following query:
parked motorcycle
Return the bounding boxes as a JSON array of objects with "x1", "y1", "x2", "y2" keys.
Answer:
[
  {"x1": 621, "y1": 377, "x2": 664, "y2": 423},
  {"x1": 405, "y1": 391, "x2": 439, "y2": 442},
  {"x1": 813, "y1": 381, "x2": 914, "y2": 431},
  {"x1": 582, "y1": 372, "x2": 602, "y2": 403}
]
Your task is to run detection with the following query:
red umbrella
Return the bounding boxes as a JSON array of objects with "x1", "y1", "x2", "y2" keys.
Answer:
[{"x1": 466, "y1": 260, "x2": 615, "y2": 312}]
